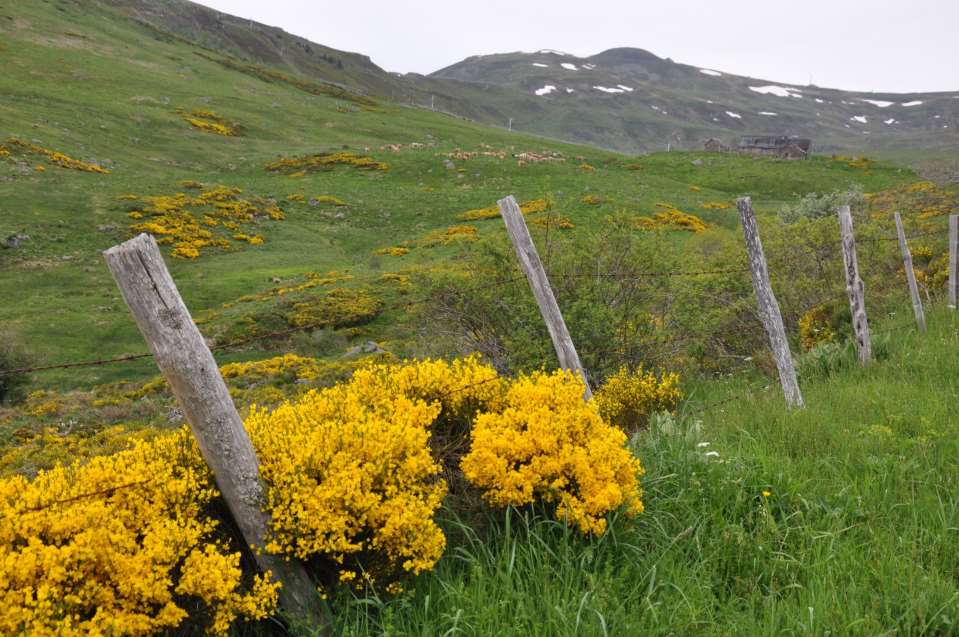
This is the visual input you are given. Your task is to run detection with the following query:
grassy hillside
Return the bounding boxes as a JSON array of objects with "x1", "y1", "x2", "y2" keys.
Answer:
[
  {"x1": 41, "y1": 0, "x2": 959, "y2": 157},
  {"x1": 0, "y1": 0, "x2": 918, "y2": 392},
  {"x1": 3, "y1": 1, "x2": 959, "y2": 635}
]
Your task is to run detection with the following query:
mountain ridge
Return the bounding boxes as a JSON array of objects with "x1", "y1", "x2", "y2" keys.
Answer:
[{"x1": 59, "y1": 0, "x2": 959, "y2": 155}]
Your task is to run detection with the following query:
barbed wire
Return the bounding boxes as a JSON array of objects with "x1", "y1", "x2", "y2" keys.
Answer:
[{"x1": 549, "y1": 266, "x2": 752, "y2": 280}]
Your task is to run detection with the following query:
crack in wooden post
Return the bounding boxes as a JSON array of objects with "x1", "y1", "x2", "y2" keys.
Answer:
[{"x1": 103, "y1": 233, "x2": 325, "y2": 630}]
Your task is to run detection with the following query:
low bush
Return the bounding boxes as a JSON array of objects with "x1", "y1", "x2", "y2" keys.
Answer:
[
  {"x1": 594, "y1": 365, "x2": 682, "y2": 431},
  {"x1": 462, "y1": 369, "x2": 644, "y2": 535},
  {"x1": 0, "y1": 431, "x2": 277, "y2": 635}
]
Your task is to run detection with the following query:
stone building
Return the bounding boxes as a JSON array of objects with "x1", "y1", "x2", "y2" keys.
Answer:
[{"x1": 737, "y1": 136, "x2": 811, "y2": 159}]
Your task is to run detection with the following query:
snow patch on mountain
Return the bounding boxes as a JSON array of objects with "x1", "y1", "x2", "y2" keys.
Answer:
[
  {"x1": 749, "y1": 85, "x2": 803, "y2": 98},
  {"x1": 594, "y1": 86, "x2": 625, "y2": 94}
]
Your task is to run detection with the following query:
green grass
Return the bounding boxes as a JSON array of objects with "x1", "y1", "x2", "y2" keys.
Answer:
[
  {"x1": 4, "y1": 4, "x2": 959, "y2": 635},
  {"x1": 0, "y1": 0, "x2": 916, "y2": 392},
  {"x1": 308, "y1": 306, "x2": 959, "y2": 636}
]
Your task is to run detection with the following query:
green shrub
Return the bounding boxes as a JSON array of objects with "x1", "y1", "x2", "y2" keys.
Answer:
[{"x1": 779, "y1": 184, "x2": 865, "y2": 223}]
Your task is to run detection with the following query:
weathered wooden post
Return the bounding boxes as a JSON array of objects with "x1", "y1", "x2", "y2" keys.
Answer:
[
  {"x1": 103, "y1": 234, "x2": 324, "y2": 626},
  {"x1": 736, "y1": 197, "x2": 804, "y2": 408},
  {"x1": 838, "y1": 205, "x2": 872, "y2": 365},
  {"x1": 497, "y1": 195, "x2": 592, "y2": 398},
  {"x1": 949, "y1": 214, "x2": 958, "y2": 309},
  {"x1": 894, "y1": 212, "x2": 926, "y2": 332}
]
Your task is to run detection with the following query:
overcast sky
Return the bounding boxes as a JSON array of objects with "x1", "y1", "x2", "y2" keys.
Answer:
[{"x1": 196, "y1": 0, "x2": 957, "y2": 94}]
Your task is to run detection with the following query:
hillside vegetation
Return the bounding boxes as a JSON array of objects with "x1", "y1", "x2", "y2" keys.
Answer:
[
  {"x1": 2, "y1": 1, "x2": 959, "y2": 635},
  {"x1": 35, "y1": 0, "x2": 959, "y2": 156}
]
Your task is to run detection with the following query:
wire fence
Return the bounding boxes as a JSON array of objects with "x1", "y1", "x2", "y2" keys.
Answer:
[
  {"x1": 3, "y1": 208, "x2": 953, "y2": 517},
  {"x1": 0, "y1": 217, "x2": 949, "y2": 435}
]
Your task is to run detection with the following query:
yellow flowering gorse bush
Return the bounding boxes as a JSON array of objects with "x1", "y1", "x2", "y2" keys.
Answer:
[
  {"x1": 634, "y1": 204, "x2": 707, "y2": 233},
  {"x1": 462, "y1": 369, "x2": 644, "y2": 535},
  {"x1": 124, "y1": 185, "x2": 284, "y2": 259},
  {"x1": 0, "y1": 430, "x2": 277, "y2": 636},
  {"x1": 798, "y1": 304, "x2": 836, "y2": 351},
  {"x1": 1, "y1": 138, "x2": 110, "y2": 173},
  {"x1": 265, "y1": 151, "x2": 388, "y2": 174},
  {"x1": 180, "y1": 109, "x2": 243, "y2": 136},
  {"x1": 593, "y1": 366, "x2": 683, "y2": 431},
  {"x1": 246, "y1": 361, "x2": 487, "y2": 588},
  {"x1": 457, "y1": 198, "x2": 550, "y2": 221},
  {"x1": 420, "y1": 225, "x2": 479, "y2": 247}
]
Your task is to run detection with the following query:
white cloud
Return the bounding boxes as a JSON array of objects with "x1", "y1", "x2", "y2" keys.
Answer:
[{"x1": 534, "y1": 84, "x2": 557, "y2": 96}]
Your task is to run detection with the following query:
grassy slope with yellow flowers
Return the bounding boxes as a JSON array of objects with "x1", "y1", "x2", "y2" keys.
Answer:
[
  {"x1": 3, "y1": 2, "x2": 959, "y2": 635},
  {"x1": 0, "y1": 0, "x2": 917, "y2": 392}
]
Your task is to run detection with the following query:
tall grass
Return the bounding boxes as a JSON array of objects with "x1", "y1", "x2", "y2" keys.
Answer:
[{"x1": 308, "y1": 307, "x2": 959, "y2": 636}]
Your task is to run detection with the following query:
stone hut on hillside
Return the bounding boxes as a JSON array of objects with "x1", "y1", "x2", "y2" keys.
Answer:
[
  {"x1": 703, "y1": 138, "x2": 729, "y2": 152},
  {"x1": 737, "y1": 136, "x2": 811, "y2": 159}
]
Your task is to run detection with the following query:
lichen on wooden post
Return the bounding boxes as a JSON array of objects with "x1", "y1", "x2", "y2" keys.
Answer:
[
  {"x1": 737, "y1": 197, "x2": 804, "y2": 408},
  {"x1": 838, "y1": 205, "x2": 871, "y2": 365},
  {"x1": 103, "y1": 233, "x2": 324, "y2": 628}
]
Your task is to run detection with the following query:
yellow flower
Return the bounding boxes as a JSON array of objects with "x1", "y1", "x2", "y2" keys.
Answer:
[
  {"x1": 0, "y1": 430, "x2": 277, "y2": 635},
  {"x1": 462, "y1": 369, "x2": 644, "y2": 535}
]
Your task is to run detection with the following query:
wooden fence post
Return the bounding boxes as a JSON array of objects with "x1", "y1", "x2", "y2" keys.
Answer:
[
  {"x1": 497, "y1": 195, "x2": 592, "y2": 398},
  {"x1": 838, "y1": 205, "x2": 872, "y2": 365},
  {"x1": 949, "y1": 214, "x2": 958, "y2": 309},
  {"x1": 103, "y1": 234, "x2": 324, "y2": 626},
  {"x1": 736, "y1": 197, "x2": 804, "y2": 408},
  {"x1": 894, "y1": 212, "x2": 926, "y2": 332}
]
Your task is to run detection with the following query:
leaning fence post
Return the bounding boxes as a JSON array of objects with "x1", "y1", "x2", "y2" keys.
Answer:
[
  {"x1": 103, "y1": 234, "x2": 324, "y2": 626},
  {"x1": 838, "y1": 205, "x2": 872, "y2": 365},
  {"x1": 894, "y1": 212, "x2": 926, "y2": 332},
  {"x1": 497, "y1": 195, "x2": 592, "y2": 398},
  {"x1": 949, "y1": 214, "x2": 958, "y2": 309},
  {"x1": 736, "y1": 197, "x2": 804, "y2": 408}
]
